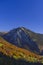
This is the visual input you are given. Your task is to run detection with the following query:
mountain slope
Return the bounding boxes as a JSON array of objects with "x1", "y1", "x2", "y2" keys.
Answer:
[
  {"x1": 0, "y1": 37, "x2": 43, "y2": 63},
  {"x1": 22, "y1": 27, "x2": 43, "y2": 50},
  {"x1": 2, "y1": 27, "x2": 40, "y2": 54}
]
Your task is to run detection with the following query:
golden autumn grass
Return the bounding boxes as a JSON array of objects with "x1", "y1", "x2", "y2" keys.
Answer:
[{"x1": 0, "y1": 37, "x2": 43, "y2": 63}]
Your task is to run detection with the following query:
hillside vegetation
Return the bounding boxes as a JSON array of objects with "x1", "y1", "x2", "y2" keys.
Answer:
[
  {"x1": 0, "y1": 52, "x2": 43, "y2": 65},
  {"x1": 0, "y1": 37, "x2": 43, "y2": 63}
]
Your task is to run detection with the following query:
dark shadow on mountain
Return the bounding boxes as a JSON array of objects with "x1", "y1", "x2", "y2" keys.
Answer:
[{"x1": 40, "y1": 50, "x2": 43, "y2": 55}]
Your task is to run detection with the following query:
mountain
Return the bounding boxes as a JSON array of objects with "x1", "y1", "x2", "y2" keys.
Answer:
[{"x1": 2, "y1": 27, "x2": 40, "y2": 54}]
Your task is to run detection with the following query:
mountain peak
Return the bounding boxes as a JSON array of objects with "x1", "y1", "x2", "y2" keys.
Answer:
[
  {"x1": 15, "y1": 27, "x2": 26, "y2": 31},
  {"x1": 9, "y1": 27, "x2": 26, "y2": 34}
]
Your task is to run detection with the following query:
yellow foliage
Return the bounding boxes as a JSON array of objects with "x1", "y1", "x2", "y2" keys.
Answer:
[{"x1": 0, "y1": 43, "x2": 3, "y2": 47}]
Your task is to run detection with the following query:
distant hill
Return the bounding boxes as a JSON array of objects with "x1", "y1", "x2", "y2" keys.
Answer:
[
  {"x1": 2, "y1": 27, "x2": 40, "y2": 54},
  {"x1": 0, "y1": 32, "x2": 7, "y2": 36}
]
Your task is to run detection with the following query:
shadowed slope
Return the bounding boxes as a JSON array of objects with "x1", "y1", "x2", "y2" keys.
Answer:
[{"x1": 21, "y1": 27, "x2": 43, "y2": 50}]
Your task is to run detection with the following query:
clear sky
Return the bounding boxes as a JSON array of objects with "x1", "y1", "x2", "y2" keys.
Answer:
[{"x1": 0, "y1": 0, "x2": 43, "y2": 33}]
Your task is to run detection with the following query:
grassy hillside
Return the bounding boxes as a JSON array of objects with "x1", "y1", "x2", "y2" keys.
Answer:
[
  {"x1": 0, "y1": 37, "x2": 43, "y2": 63},
  {"x1": 0, "y1": 52, "x2": 43, "y2": 65}
]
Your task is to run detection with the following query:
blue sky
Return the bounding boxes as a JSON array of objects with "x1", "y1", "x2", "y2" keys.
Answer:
[{"x1": 0, "y1": 0, "x2": 43, "y2": 33}]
